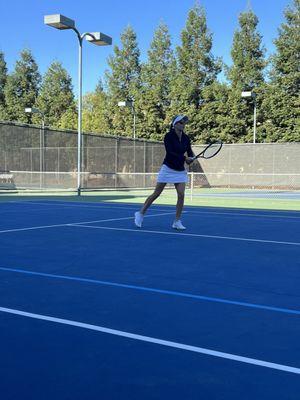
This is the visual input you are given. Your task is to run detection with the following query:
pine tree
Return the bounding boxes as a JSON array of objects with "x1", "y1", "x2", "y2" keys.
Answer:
[
  {"x1": 0, "y1": 51, "x2": 7, "y2": 119},
  {"x1": 35, "y1": 61, "x2": 77, "y2": 129},
  {"x1": 105, "y1": 26, "x2": 141, "y2": 137},
  {"x1": 0, "y1": 52, "x2": 7, "y2": 105},
  {"x1": 168, "y1": 3, "x2": 221, "y2": 141},
  {"x1": 138, "y1": 22, "x2": 175, "y2": 140},
  {"x1": 226, "y1": 9, "x2": 266, "y2": 142},
  {"x1": 4, "y1": 49, "x2": 41, "y2": 123},
  {"x1": 262, "y1": 0, "x2": 300, "y2": 141},
  {"x1": 227, "y1": 10, "x2": 266, "y2": 89},
  {"x1": 82, "y1": 80, "x2": 110, "y2": 133},
  {"x1": 196, "y1": 82, "x2": 235, "y2": 143}
]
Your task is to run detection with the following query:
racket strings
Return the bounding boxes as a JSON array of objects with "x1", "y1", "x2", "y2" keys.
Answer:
[{"x1": 202, "y1": 142, "x2": 222, "y2": 159}]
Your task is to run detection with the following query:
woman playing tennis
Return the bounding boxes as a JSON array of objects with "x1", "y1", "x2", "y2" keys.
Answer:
[{"x1": 134, "y1": 115, "x2": 194, "y2": 230}]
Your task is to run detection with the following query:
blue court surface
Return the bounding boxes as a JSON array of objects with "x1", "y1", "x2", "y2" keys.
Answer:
[{"x1": 1, "y1": 199, "x2": 300, "y2": 400}]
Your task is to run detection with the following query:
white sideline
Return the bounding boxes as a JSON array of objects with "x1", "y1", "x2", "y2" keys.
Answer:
[
  {"x1": 0, "y1": 306, "x2": 299, "y2": 375},
  {"x1": 0, "y1": 212, "x2": 175, "y2": 234},
  {"x1": 10, "y1": 200, "x2": 300, "y2": 219},
  {"x1": 10, "y1": 201, "x2": 144, "y2": 211},
  {"x1": 71, "y1": 224, "x2": 300, "y2": 246}
]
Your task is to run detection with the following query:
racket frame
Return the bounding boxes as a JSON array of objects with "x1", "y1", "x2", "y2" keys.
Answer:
[{"x1": 192, "y1": 140, "x2": 223, "y2": 161}]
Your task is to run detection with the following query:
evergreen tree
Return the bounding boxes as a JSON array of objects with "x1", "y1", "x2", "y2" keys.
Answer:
[
  {"x1": 138, "y1": 22, "x2": 175, "y2": 140},
  {"x1": 0, "y1": 51, "x2": 7, "y2": 119},
  {"x1": 58, "y1": 108, "x2": 77, "y2": 131},
  {"x1": 4, "y1": 49, "x2": 41, "y2": 123},
  {"x1": 196, "y1": 82, "x2": 236, "y2": 143},
  {"x1": 105, "y1": 26, "x2": 141, "y2": 137},
  {"x1": 168, "y1": 3, "x2": 221, "y2": 142},
  {"x1": 82, "y1": 80, "x2": 110, "y2": 133},
  {"x1": 262, "y1": 0, "x2": 300, "y2": 141},
  {"x1": 35, "y1": 61, "x2": 77, "y2": 129},
  {"x1": 227, "y1": 10, "x2": 266, "y2": 89},
  {"x1": 226, "y1": 9, "x2": 266, "y2": 142}
]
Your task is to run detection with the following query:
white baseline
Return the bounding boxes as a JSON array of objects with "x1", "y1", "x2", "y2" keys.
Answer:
[
  {"x1": 0, "y1": 212, "x2": 175, "y2": 234},
  {"x1": 0, "y1": 306, "x2": 299, "y2": 375},
  {"x1": 71, "y1": 224, "x2": 300, "y2": 246}
]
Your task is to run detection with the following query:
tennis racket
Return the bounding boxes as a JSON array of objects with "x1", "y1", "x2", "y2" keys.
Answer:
[{"x1": 192, "y1": 140, "x2": 222, "y2": 161}]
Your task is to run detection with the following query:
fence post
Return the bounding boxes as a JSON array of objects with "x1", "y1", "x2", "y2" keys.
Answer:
[
  {"x1": 115, "y1": 139, "x2": 119, "y2": 189},
  {"x1": 190, "y1": 171, "x2": 194, "y2": 201}
]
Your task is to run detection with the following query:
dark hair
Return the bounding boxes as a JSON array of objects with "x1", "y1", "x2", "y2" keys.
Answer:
[
  {"x1": 170, "y1": 115, "x2": 188, "y2": 132},
  {"x1": 168, "y1": 115, "x2": 178, "y2": 133},
  {"x1": 168, "y1": 124, "x2": 176, "y2": 134}
]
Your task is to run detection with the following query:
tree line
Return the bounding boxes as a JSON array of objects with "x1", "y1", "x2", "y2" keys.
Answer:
[{"x1": 0, "y1": 1, "x2": 299, "y2": 143}]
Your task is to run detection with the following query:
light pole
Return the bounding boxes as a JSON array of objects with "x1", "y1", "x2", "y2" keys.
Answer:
[
  {"x1": 44, "y1": 14, "x2": 112, "y2": 195},
  {"x1": 117, "y1": 99, "x2": 136, "y2": 139},
  {"x1": 25, "y1": 107, "x2": 45, "y2": 188},
  {"x1": 118, "y1": 99, "x2": 137, "y2": 173},
  {"x1": 241, "y1": 91, "x2": 257, "y2": 144}
]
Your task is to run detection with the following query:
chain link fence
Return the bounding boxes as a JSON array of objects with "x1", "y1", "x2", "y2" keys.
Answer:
[
  {"x1": 1, "y1": 121, "x2": 300, "y2": 191},
  {"x1": 190, "y1": 143, "x2": 300, "y2": 190},
  {"x1": 0, "y1": 122, "x2": 164, "y2": 190}
]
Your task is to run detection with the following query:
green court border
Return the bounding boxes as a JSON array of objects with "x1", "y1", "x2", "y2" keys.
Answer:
[{"x1": 1, "y1": 188, "x2": 300, "y2": 211}]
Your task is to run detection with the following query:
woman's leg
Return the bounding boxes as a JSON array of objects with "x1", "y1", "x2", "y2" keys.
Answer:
[
  {"x1": 140, "y1": 183, "x2": 166, "y2": 214},
  {"x1": 174, "y1": 182, "x2": 186, "y2": 220}
]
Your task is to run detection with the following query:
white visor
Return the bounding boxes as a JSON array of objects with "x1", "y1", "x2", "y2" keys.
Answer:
[{"x1": 172, "y1": 115, "x2": 188, "y2": 127}]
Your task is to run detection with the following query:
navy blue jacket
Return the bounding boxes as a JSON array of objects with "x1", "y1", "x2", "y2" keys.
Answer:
[{"x1": 163, "y1": 130, "x2": 194, "y2": 171}]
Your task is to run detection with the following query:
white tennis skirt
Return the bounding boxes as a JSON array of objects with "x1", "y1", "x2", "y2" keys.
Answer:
[{"x1": 157, "y1": 164, "x2": 188, "y2": 184}]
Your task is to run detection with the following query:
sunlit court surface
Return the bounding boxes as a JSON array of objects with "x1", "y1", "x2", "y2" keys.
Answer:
[
  {"x1": 1, "y1": 196, "x2": 300, "y2": 399},
  {"x1": 1, "y1": 0, "x2": 299, "y2": 396}
]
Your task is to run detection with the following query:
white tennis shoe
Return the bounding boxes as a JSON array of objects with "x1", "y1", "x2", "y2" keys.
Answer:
[
  {"x1": 172, "y1": 220, "x2": 186, "y2": 230},
  {"x1": 134, "y1": 211, "x2": 144, "y2": 228}
]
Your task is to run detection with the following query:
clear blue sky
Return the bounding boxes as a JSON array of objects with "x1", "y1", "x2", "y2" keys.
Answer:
[{"x1": 0, "y1": 0, "x2": 291, "y2": 96}]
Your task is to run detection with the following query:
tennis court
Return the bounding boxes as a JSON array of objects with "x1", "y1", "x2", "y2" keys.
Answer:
[{"x1": 1, "y1": 196, "x2": 300, "y2": 399}]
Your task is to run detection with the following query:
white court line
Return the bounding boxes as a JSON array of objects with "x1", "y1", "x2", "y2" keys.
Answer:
[
  {"x1": 0, "y1": 212, "x2": 175, "y2": 234},
  {"x1": 0, "y1": 306, "x2": 299, "y2": 375},
  {"x1": 9, "y1": 200, "x2": 300, "y2": 220},
  {"x1": 188, "y1": 210, "x2": 300, "y2": 220},
  {"x1": 70, "y1": 212, "x2": 176, "y2": 225},
  {"x1": 9, "y1": 201, "x2": 149, "y2": 212},
  {"x1": 71, "y1": 224, "x2": 300, "y2": 246},
  {"x1": 0, "y1": 223, "x2": 70, "y2": 234}
]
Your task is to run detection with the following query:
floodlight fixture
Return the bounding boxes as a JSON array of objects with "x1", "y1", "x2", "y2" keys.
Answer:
[
  {"x1": 118, "y1": 101, "x2": 132, "y2": 107},
  {"x1": 86, "y1": 32, "x2": 112, "y2": 46},
  {"x1": 241, "y1": 91, "x2": 256, "y2": 99},
  {"x1": 44, "y1": 14, "x2": 75, "y2": 30},
  {"x1": 25, "y1": 107, "x2": 42, "y2": 114}
]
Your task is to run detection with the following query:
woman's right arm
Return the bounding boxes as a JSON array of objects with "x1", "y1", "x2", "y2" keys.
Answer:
[{"x1": 164, "y1": 135, "x2": 185, "y2": 161}]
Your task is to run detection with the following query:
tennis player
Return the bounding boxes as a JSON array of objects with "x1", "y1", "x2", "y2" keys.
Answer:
[{"x1": 134, "y1": 115, "x2": 194, "y2": 230}]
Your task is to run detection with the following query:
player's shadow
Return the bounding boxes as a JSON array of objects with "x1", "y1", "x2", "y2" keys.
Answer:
[{"x1": 189, "y1": 160, "x2": 210, "y2": 188}]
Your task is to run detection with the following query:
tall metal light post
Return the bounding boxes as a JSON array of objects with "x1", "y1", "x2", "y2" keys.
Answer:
[
  {"x1": 241, "y1": 91, "x2": 257, "y2": 144},
  {"x1": 118, "y1": 99, "x2": 137, "y2": 172},
  {"x1": 44, "y1": 14, "x2": 112, "y2": 195},
  {"x1": 25, "y1": 107, "x2": 45, "y2": 188},
  {"x1": 117, "y1": 99, "x2": 136, "y2": 139}
]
